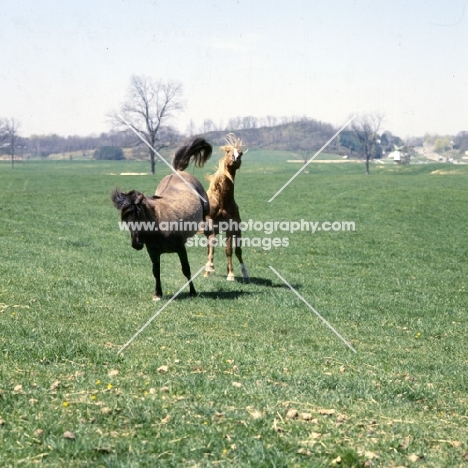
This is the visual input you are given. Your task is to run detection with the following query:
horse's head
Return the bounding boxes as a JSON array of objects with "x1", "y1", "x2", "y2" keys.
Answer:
[
  {"x1": 220, "y1": 133, "x2": 245, "y2": 170},
  {"x1": 111, "y1": 189, "x2": 157, "y2": 251}
]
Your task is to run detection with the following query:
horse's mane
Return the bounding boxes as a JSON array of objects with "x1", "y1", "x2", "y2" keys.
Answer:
[
  {"x1": 206, "y1": 134, "x2": 244, "y2": 202},
  {"x1": 206, "y1": 134, "x2": 243, "y2": 184},
  {"x1": 220, "y1": 133, "x2": 243, "y2": 152},
  {"x1": 111, "y1": 189, "x2": 154, "y2": 222},
  {"x1": 206, "y1": 158, "x2": 232, "y2": 204},
  {"x1": 206, "y1": 158, "x2": 233, "y2": 183}
]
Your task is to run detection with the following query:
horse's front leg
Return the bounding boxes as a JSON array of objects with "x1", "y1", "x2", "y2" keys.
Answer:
[
  {"x1": 147, "y1": 250, "x2": 163, "y2": 301},
  {"x1": 203, "y1": 233, "x2": 216, "y2": 278},
  {"x1": 204, "y1": 234, "x2": 215, "y2": 277},
  {"x1": 204, "y1": 217, "x2": 215, "y2": 277},
  {"x1": 177, "y1": 246, "x2": 197, "y2": 297}
]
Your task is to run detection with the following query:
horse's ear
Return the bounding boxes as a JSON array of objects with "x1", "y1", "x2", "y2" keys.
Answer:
[{"x1": 134, "y1": 193, "x2": 145, "y2": 204}]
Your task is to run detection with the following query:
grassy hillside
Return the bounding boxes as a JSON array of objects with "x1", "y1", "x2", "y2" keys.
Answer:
[{"x1": 0, "y1": 154, "x2": 467, "y2": 466}]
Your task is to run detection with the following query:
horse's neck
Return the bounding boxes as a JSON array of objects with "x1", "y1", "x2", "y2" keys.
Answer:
[
  {"x1": 142, "y1": 199, "x2": 158, "y2": 222},
  {"x1": 209, "y1": 160, "x2": 238, "y2": 203},
  {"x1": 222, "y1": 166, "x2": 237, "y2": 196},
  {"x1": 228, "y1": 167, "x2": 237, "y2": 181},
  {"x1": 224, "y1": 160, "x2": 238, "y2": 182}
]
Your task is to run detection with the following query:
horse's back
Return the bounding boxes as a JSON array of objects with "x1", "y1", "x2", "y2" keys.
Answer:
[
  {"x1": 157, "y1": 172, "x2": 208, "y2": 211},
  {"x1": 155, "y1": 172, "x2": 209, "y2": 238}
]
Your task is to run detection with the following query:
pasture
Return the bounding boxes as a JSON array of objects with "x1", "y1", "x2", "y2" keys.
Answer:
[{"x1": 0, "y1": 155, "x2": 467, "y2": 467}]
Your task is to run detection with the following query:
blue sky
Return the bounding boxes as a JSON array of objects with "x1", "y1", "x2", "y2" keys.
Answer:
[{"x1": 1, "y1": 0, "x2": 467, "y2": 138}]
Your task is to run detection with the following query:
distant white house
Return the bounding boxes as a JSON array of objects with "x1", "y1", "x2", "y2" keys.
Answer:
[{"x1": 389, "y1": 150, "x2": 401, "y2": 162}]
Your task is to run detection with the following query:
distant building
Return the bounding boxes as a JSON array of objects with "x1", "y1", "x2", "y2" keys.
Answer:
[{"x1": 389, "y1": 150, "x2": 401, "y2": 162}]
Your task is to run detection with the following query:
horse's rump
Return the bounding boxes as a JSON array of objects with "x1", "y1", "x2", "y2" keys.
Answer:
[
  {"x1": 156, "y1": 171, "x2": 209, "y2": 211},
  {"x1": 155, "y1": 172, "x2": 208, "y2": 240}
]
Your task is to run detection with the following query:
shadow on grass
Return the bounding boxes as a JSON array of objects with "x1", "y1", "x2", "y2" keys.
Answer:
[
  {"x1": 198, "y1": 290, "x2": 254, "y2": 300},
  {"x1": 163, "y1": 291, "x2": 253, "y2": 300},
  {"x1": 206, "y1": 276, "x2": 298, "y2": 289},
  {"x1": 234, "y1": 276, "x2": 278, "y2": 286},
  {"x1": 163, "y1": 277, "x2": 298, "y2": 301},
  {"x1": 208, "y1": 276, "x2": 293, "y2": 289},
  {"x1": 240, "y1": 276, "x2": 302, "y2": 291}
]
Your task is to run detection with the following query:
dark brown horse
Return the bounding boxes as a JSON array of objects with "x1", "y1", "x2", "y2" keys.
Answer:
[
  {"x1": 204, "y1": 134, "x2": 250, "y2": 282},
  {"x1": 112, "y1": 137, "x2": 212, "y2": 300}
]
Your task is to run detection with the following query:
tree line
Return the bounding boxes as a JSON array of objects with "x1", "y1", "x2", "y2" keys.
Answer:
[
  {"x1": 2, "y1": 74, "x2": 467, "y2": 174},
  {"x1": 0, "y1": 116, "x2": 388, "y2": 165},
  {"x1": 0, "y1": 129, "x2": 136, "y2": 160}
]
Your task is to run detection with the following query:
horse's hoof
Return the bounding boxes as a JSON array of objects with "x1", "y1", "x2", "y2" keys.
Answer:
[
  {"x1": 152, "y1": 295, "x2": 161, "y2": 301},
  {"x1": 226, "y1": 275, "x2": 235, "y2": 281},
  {"x1": 204, "y1": 271, "x2": 211, "y2": 278},
  {"x1": 205, "y1": 265, "x2": 215, "y2": 272}
]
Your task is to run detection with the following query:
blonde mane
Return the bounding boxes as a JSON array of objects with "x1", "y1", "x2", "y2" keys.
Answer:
[
  {"x1": 220, "y1": 133, "x2": 243, "y2": 152},
  {"x1": 206, "y1": 135, "x2": 239, "y2": 185},
  {"x1": 205, "y1": 158, "x2": 230, "y2": 205}
]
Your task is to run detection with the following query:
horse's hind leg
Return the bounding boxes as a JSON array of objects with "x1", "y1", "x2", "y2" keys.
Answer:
[
  {"x1": 234, "y1": 232, "x2": 250, "y2": 282},
  {"x1": 177, "y1": 247, "x2": 197, "y2": 297},
  {"x1": 225, "y1": 232, "x2": 235, "y2": 281}
]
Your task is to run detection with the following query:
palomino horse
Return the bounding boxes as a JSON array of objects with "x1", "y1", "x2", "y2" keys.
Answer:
[
  {"x1": 112, "y1": 137, "x2": 212, "y2": 300},
  {"x1": 204, "y1": 134, "x2": 250, "y2": 282}
]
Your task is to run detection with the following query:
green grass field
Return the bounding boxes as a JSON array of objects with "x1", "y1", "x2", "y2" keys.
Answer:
[{"x1": 1, "y1": 154, "x2": 467, "y2": 467}]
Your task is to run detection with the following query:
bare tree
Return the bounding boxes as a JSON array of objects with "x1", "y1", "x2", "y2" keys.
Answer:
[
  {"x1": 0, "y1": 118, "x2": 21, "y2": 169},
  {"x1": 351, "y1": 114, "x2": 383, "y2": 175},
  {"x1": 200, "y1": 118, "x2": 215, "y2": 134},
  {"x1": 265, "y1": 115, "x2": 277, "y2": 127},
  {"x1": 226, "y1": 117, "x2": 242, "y2": 131},
  {"x1": 113, "y1": 75, "x2": 184, "y2": 174},
  {"x1": 299, "y1": 149, "x2": 312, "y2": 166},
  {"x1": 186, "y1": 119, "x2": 197, "y2": 136},
  {"x1": 241, "y1": 116, "x2": 258, "y2": 129}
]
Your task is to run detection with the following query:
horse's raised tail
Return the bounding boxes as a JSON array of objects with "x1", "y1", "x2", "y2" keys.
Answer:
[{"x1": 173, "y1": 137, "x2": 212, "y2": 171}]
